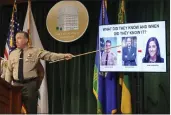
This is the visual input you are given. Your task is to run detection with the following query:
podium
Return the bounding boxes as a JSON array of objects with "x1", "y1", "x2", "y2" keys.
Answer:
[{"x1": 0, "y1": 78, "x2": 22, "y2": 113}]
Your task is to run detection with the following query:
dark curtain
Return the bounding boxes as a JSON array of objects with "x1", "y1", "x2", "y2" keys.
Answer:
[
  {"x1": 0, "y1": 0, "x2": 169, "y2": 114},
  {"x1": 127, "y1": 0, "x2": 170, "y2": 113}
]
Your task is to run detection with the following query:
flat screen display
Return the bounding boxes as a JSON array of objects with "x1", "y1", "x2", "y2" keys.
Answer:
[{"x1": 99, "y1": 21, "x2": 166, "y2": 72}]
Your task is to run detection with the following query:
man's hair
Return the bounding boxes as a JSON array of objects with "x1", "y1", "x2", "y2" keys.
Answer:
[
  {"x1": 16, "y1": 31, "x2": 29, "y2": 39},
  {"x1": 126, "y1": 37, "x2": 132, "y2": 42},
  {"x1": 106, "y1": 40, "x2": 111, "y2": 44}
]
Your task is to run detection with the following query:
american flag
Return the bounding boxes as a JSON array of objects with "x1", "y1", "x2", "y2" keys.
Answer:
[{"x1": 4, "y1": 1, "x2": 20, "y2": 60}]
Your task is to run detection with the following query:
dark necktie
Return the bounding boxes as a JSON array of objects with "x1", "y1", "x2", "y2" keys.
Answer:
[
  {"x1": 105, "y1": 53, "x2": 108, "y2": 65},
  {"x1": 18, "y1": 49, "x2": 24, "y2": 81}
]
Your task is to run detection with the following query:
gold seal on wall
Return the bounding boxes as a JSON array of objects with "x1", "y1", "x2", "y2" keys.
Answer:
[{"x1": 46, "y1": 0, "x2": 89, "y2": 43}]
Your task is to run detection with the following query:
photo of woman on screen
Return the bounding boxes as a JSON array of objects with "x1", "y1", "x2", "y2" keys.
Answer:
[{"x1": 142, "y1": 37, "x2": 164, "y2": 63}]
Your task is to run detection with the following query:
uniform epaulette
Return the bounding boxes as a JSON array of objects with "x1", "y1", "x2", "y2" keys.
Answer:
[
  {"x1": 10, "y1": 48, "x2": 19, "y2": 53},
  {"x1": 14, "y1": 48, "x2": 19, "y2": 50},
  {"x1": 39, "y1": 48, "x2": 44, "y2": 53}
]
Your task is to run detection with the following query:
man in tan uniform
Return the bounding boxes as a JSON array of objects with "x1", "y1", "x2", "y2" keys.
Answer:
[
  {"x1": 5, "y1": 31, "x2": 73, "y2": 113},
  {"x1": 101, "y1": 40, "x2": 117, "y2": 66}
]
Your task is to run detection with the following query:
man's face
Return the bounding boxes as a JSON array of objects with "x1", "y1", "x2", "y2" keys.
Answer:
[
  {"x1": 106, "y1": 42, "x2": 111, "y2": 53},
  {"x1": 15, "y1": 33, "x2": 28, "y2": 49},
  {"x1": 126, "y1": 38, "x2": 132, "y2": 47}
]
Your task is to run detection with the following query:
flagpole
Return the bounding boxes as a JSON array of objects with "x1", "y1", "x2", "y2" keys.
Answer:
[
  {"x1": 28, "y1": 0, "x2": 32, "y2": 47},
  {"x1": 12, "y1": 0, "x2": 16, "y2": 17},
  {"x1": 28, "y1": 0, "x2": 31, "y2": 31},
  {"x1": 9, "y1": 0, "x2": 17, "y2": 47},
  {"x1": 49, "y1": 44, "x2": 122, "y2": 64}
]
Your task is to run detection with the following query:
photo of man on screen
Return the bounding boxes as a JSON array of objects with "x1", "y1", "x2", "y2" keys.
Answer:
[
  {"x1": 142, "y1": 37, "x2": 164, "y2": 63},
  {"x1": 122, "y1": 37, "x2": 137, "y2": 66},
  {"x1": 101, "y1": 40, "x2": 117, "y2": 66}
]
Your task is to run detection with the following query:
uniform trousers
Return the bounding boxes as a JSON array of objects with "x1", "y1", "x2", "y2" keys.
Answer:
[{"x1": 13, "y1": 79, "x2": 38, "y2": 114}]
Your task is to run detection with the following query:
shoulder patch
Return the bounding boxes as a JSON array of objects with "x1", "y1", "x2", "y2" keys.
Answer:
[{"x1": 3, "y1": 61, "x2": 8, "y2": 68}]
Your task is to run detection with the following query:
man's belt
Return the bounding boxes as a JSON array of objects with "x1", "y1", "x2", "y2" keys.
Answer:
[{"x1": 13, "y1": 77, "x2": 38, "y2": 84}]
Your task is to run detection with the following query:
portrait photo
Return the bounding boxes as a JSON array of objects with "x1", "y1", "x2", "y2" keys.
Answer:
[
  {"x1": 100, "y1": 37, "x2": 117, "y2": 66},
  {"x1": 122, "y1": 36, "x2": 137, "y2": 66},
  {"x1": 142, "y1": 37, "x2": 164, "y2": 63}
]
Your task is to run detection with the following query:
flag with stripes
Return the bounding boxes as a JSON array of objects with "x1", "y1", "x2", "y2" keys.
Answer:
[{"x1": 4, "y1": 1, "x2": 20, "y2": 60}]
